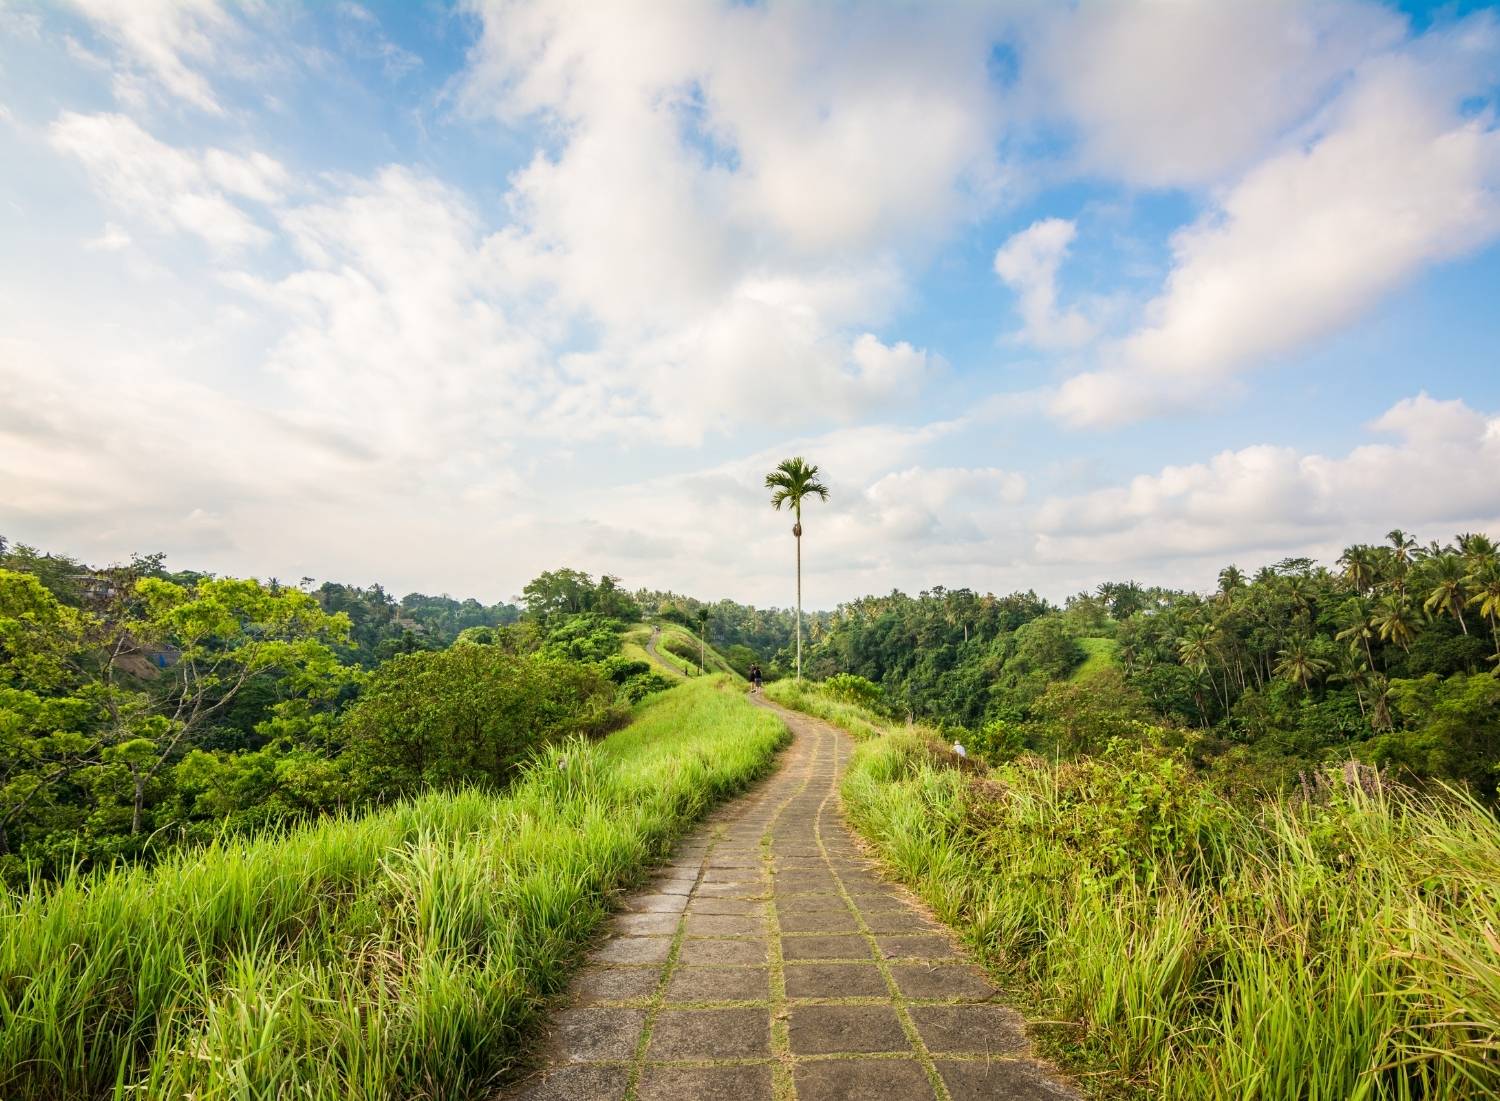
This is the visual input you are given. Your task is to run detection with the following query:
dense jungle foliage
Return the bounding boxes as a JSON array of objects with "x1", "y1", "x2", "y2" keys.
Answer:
[
  {"x1": 0, "y1": 541, "x2": 668, "y2": 885},
  {"x1": 795, "y1": 529, "x2": 1500, "y2": 800}
]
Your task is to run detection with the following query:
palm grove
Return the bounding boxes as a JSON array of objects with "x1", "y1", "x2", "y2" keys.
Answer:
[{"x1": 783, "y1": 527, "x2": 1500, "y2": 800}]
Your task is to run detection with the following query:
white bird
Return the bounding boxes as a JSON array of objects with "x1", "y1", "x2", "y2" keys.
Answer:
[{"x1": 951, "y1": 742, "x2": 966, "y2": 758}]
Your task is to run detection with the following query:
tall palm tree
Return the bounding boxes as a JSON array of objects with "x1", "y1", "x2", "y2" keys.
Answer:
[
  {"x1": 1217, "y1": 565, "x2": 1246, "y2": 607},
  {"x1": 765, "y1": 457, "x2": 829, "y2": 681},
  {"x1": 1465, "y1": 558, "x2": 1500, "y2": 672},
  {"x1": 695, "y1": 606, "x2": 711, "y2": 673},
  {"x1": 1372, "y1": 592, "x2": 1419, "y2": 653},
  {"x1": 1338, "y1": 545, "x2": 1379, "y2": 595},
  {"x1": 1335, "y1": 596, "x2": 1378, "y2": 669},
  {"x1": 1275, "y1": 637, "x2": 1332, "y2": 692},
  {"x1": 1420, "y1": 553, "x2": 1469, "y2": 635}
]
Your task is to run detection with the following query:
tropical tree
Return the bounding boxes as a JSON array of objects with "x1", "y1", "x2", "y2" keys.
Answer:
[
  {"x1": 1338, "y1": 545, "x2": 1379, "y2": 595},
  {"x1": 1274, "y1": 637, "x2": 1332, "y2": 692},
  {"x1": 696, "y1": 606, "x2": 710, "y2": 673},
  {"x1": 1419, "y1": 553, "x2": 1469, "y2": 635},
  {"x1": 1216, "y1": 565, "x2": 1246, "y2": 606},
  {"x1": 1372, "y1": 592, "x2": 1419, "y2": 653},
  {"x1": 765, "y1": 457, "x2": 829, "y2": 680},
  {"x1": 1466, "y1": 557, "x2": 1500, "y2": 672},
  {"x1": 1335, "y1": 596, "x2": 1378, "y2": 669}
]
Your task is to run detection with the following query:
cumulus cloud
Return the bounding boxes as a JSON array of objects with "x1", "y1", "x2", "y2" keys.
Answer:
[
  {"x1": 230, "y1": 165, "x2": 549, "y2": 460},
  {"x1": 993, "y1": 218, "x2": 1094, "y2": 350},
  {"x1": 456, "y1": 0, "x2": 1005, "y2": 439},
  {"x1": 1053, "y1": 24, "x2": 1500, "y2": 427},
  {"x1": 1037, "y1": 394, "x2": 1500, "y2": 566},
  {"x1": 49, "y1": 112, "x2": 283, "y2": 250},
  {"x1": 1025, "y1": 0, "x2": 1405, "y2": 187}
]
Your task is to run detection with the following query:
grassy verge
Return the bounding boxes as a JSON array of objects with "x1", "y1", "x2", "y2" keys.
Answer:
[
  {"x1": 655, "y1": 624, "x2": 741, "y2": 680},
  {"x1": 621, "y1": 624, "x2": 680, "y2": 679},
  {"x1": 762, "y1": 679, "x2": 903, "y2": 741},
  {"x1": 1070, "y1": 636, "x2": 1118, "y2": 681},
  {"x1": 838, "y1": 732, "x2": 1500, "y2": 1101},
  {"x1": 0, "y1": 676, "x2": 786, "y2": 1101}
]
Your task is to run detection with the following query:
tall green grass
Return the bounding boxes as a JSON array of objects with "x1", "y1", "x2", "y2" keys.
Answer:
[
  {"x1": 0, "y1": 676, "x2": 786, "y2": 1100},
  {"x1": 763, "y1": 678, "x2": 897, "y2": 741},
  {"x1": 838, "y1": 732, "x2": 1500, "y2": 1100}
]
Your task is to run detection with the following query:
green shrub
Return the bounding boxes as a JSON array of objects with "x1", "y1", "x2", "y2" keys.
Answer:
[{"x1": 341, "y1": 646, "x2": 622, "y2": 800}]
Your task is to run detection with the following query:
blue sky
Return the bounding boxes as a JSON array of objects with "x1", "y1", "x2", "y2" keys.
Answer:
[{"x1": 2, "y1": 1, "x2": 1498, "y2": 608}]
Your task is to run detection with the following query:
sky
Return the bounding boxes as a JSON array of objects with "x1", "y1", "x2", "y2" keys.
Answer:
[{"x1": 2, "y1": 0, "x2": 1499, "y2": 610}]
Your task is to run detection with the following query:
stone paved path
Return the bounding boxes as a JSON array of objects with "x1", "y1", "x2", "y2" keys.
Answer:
[{"x1": 505, "y1": 698, "x2": 1080, "y2": 1101}]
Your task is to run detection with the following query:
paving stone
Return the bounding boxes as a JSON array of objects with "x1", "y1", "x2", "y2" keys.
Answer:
[
  {"x1": 689, "y1": 898, "x2": 766, "y2": 917},
  {"x1": 696, "y1": 881, "x2": 764, "y2": 898},
  {"x1": 792, "y1": 1057, "x2": 935, "y2": 1101},
  {"x1": 787, "y1": 1004, "x2": 911, "y2": 1055},
  {"x1": 647, "y1": 1007, "x2": 771, "y2": 1059},
  {"x1": 621, "y1": 892, "x2": 690, "y2": 914},
  {"x1": 907, "y1": 1005, "x2": 1027, "y2": 1054},
  {"x1": 609, "y1": 911, "x2": 679, "y2": 936},
  {"x1": 683, "y1": 912, "x2": 762, "y2": 937},
  {"x1": 550, "y1": 1007, "x2": 646, "y2": 1062},
  {"x1": 569, "y1": 967, "x2": 662, "y2": 1004},
  {"x1": 677, "y1": 937, "x2": 768, "y2": 965},
  {"x1": 782, "y1": 934, "x2": 872, "y2": 961},
  {"x1": 889, "y1": 963, "x2": 998, "y2": 1001},
  {"x1": 876, "y1": 934, "x2": 959, "y2": 960},
  {"x1": 511, "y1": 1063, "x2": 629, "y2": 1100},
  {"x1": 784, "y1": 962, "x2": 889, "y2": 999},
  {"x1": 778, "y1": 877, "x2": 840, "y2": 890},
  {"x1": 654, "y1": 877, "x2": 697, "y2": 895},
  {"x1": 859, "y1": 910, "x2": 939, "y2": 935},
  {"x1": 779, "y1": 909, "x2": 859, "y2": 934},
  {"x1": 701, "y1": 868, "x2": 754, "y2": 884},
  {"x1": 592, "y1": 936, "x2": 673, "y2": 965},
  {"x1": 777, "y1": 893, "x2": 850, "y2": 914},
  {"x1": 665, "y1": 965, "x2": 770, "y2": 1003},
  {"x1": 636, "y1": 1064, "x2": 774, "y2": 1101},
  {"x1": 935, "y1": 1059, "x2": 1079, "y2": 1100}
]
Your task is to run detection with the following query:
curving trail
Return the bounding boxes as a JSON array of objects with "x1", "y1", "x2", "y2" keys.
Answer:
[
  {"x1": 642, "y1": 626, "x2": 682, "y2": 678},
  {"x1": 505, "y1": 695, "x2": 1080, "y2": 1100}
]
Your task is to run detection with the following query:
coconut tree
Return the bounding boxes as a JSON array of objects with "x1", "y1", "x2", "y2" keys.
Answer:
[
  {"x1": 1216, "y1": 565, "x2": 1246, "y2": 608},
  {"x1": 1465, "y1": 557, "x2": 1500, "y2": 672},
  {"x1": 1335, "y1": 596, "x2": 1379, "y2": 669},
  {"x1": 765, "y1": 457, "x2": 829, "y2": 680},
  {"x1": 1372, "y1": 592, "x2": 1419, "y2": 653},
  {"x1": 1339, "y1": 545, "x2": 1379, "y2": 595},
  {"x1": 695, "y1": 606, "x2": 711, "y2": 673},
  {"x1": 1420, "y1": 553, "x2": 1469, "y2": 635},
  {"x1": 1275, "y1": 637, "x2": 1332, "y2": 692}
]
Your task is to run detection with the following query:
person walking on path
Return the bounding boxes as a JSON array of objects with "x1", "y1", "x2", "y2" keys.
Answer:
[{"x1": 749, "y1": 663, "x2": 763, "y2": 694}]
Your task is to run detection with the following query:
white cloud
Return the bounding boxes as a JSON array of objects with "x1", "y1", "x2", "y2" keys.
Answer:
[
  {"x1": 993, "y1": 218, "x2": 1094, "y2": 350},
  {"x1": 454, "y1": 0, "x2": 1005, "y2": 440},
  {"x1": 62, "y1": 0, "x2": 237, "y2": 113},
  {"x1": 48, "y1": 112, "x2": 282, "y2": 250},
  {"x1": 1037, "y1": 394, "x2": 1500, "y2": 566},
  {"x1": 230, "y1": 165, "x2": 550, "y2": 461},
  {"x1": 1025, "y1": 0, "x2": 1405, "y2": 187},
  {"x1": 1053, "y1": 27, "x2": 1500, "y2": 427},
  {"x1": 84, "y1": 221, "x2": 131, "y2": 251}
]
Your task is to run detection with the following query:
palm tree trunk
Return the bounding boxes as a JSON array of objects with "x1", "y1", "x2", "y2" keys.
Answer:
[{"x1": 795, "y1": 527, "x2": 803, "y2": 681}]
